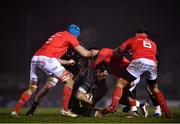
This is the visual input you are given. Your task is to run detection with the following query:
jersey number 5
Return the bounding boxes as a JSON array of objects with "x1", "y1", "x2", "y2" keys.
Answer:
[
  {"x1": 46, "y1": 34, "x2": 57, "y2": 44},
  {"x1": 143, "y1": 40, "x2": 152, "y2": 48}
]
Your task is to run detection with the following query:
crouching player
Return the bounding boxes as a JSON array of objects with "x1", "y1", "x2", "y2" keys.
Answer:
[{"x1": 68, "y1": 62, "x2": 108, "y2": 117}]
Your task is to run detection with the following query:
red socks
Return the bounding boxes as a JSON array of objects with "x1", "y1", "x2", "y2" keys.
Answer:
[
  {"x1": 129, "y1": 99, "x2": 136, "y2": 106},
  {"x1": 62, "y1": 87, "x2": 72, "y2": 111},
  {"x1": 154, "y1": 91, "x2": 170, "y2": 113},
  {"x1": 14, "y1": 91, "x2": 31, "y2": 113},
  {"x1": 110, "y1": 87, "x2": 122, "y2": 110}
]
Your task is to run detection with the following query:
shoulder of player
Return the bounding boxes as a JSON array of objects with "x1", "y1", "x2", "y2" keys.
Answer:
[
  {"x1": 58, "y1": 31, "x2": 80, "y2": 45},
  {"x1": 124, "y1": 37, "x2": 135, "y2": 43},
  {"x1": 55, "y1": 31, "x2": 74, "y2": 38}
]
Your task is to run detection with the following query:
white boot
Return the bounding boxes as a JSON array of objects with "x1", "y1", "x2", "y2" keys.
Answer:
[
  {"x1": 60, "y1": 109, "x2": 77, "y2": 117},
  {"x1": 10, "y1": 111, "x2": 19, "y2": 117},
  {"x1": 154, "y1": 106, "x2": 162, "y2": 117}
]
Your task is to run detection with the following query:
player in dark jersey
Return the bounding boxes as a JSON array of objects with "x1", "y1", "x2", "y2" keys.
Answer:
[{"x1": 68, "y1": 62, "x2": 108, "y2": 117}]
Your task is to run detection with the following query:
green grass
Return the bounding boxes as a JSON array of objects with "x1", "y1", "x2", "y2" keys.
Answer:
[{"x1": 0, "y1": 107, "x2": 180, "y2": 123}]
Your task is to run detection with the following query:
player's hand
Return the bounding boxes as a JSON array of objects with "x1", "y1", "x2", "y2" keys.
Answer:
[
  {"x1": 94, "y1": 110, "x2": 103, "y2": 117},
  {"x1": 90, "y1": 49, "x2": 99, "y2": 57},
  {"x1": 68, "y1": 59, "x2": 75, "y2": 65}
]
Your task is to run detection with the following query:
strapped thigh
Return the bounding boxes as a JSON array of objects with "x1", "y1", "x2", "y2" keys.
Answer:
[{"x1": 59, "y1": 70, "x2": 74, "y2": 82}]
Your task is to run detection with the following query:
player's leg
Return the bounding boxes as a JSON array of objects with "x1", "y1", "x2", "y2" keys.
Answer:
[
  {"x1": 103, "y1": 59, "x2": 149, "y2": 115},
  {"x1": 34, "y1": 57, "x2": 77, "y2": 117},
  {"x1": 101, "y1": 78, "x2": 129, "y2": 114},
  {"x1": 129, "y1": 77, "x2": 148, "y2": 118},
  {"x1": 121, "y1": 80, "x2": 138, "y2": 114},
  {"x1": 36, "y1": 76, "x2": 58, "y2": 102},
  {"x1": 101, "y1": 65, "x2": 138, "y2": 114},
  {"x1": 60, "y1": 75, "x2": 77, "y2": 117},
  {"x1": 11, "y1": 57, "x2": 38, "y2": 116},
  {"x1": 11, "y1": 83, "x2": 37, "y2": 116},
  {"x1": 127, "y1": 97, "x2": 140, "y2": 117},
  {"x1": 147, "y1": 62, "x2": 172, "y2": 118},
  {"x1": 147, "y1": 80, "x2": 172, "y2": 118},
  {"x1": 120, "y1": 86, "x2": 148, "y2": 118},
  {"x1": 128, "y1": 97, "x2": 148, "y2": 118},
  {"x1": 26, "y1": 76, "x2": 58, "y2": 116},
  {"x1": 25, "y1": 100, "x2": 39, "y2": 116},
  {"x1": 150, "y1": 95, "x2": 162, "y2": 117},
  {"x1": 146, "y1": 84, "x2": 162, "y2": 117},
  {"x1": 126, "y1": 78, "x2": 138, "y2": 114},
  {"x1": 121, "y1": 59, "x2": 146, "y2": 113}
]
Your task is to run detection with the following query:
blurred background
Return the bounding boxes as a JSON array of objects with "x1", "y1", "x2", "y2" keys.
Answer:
[{"x1": 0, "y1": 0, "x2": 180, "y2": 108}]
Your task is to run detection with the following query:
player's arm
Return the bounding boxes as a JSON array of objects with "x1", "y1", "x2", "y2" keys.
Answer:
[
  {"x1": 113, "y1": 47, "x2": 122, "y2": 57},
  {"x1": 91, "y1": 54, "x2": 106, "y2": 69},
  {"x1": 76, "y1": 88, "x2": 93, "y2": 105},
  {"x1": 74, "y1": 45, "x2": 99, "y2": 57},
  {"x1": 114, "y1": 39, "x2": 131, "y2": 56},
  {"x1": 58, "y1": 59, "x2": 75, "y2": 65},
  {"x1": 76, "y1": 69, "x2": 95, "y2": 104}
]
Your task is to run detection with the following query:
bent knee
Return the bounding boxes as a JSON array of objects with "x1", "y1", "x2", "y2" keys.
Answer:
[
  {"x1": 148, "y1": 84, "x2": 160, "y2": 94},
  {"x1": 28, "y1": 84, "x2": 38, "y2": 94},
  {"x1": 47, "y1": 76, "x2": 59, "y2": 87},
  {"x1": 59, "y1": 71, "x2": 74, "y2": 82},
  {"x1": 64, "y1": 78, "x2": 74, "y2": 88},
  {"x1": 116, "y1": 78, "x2": 129, "y2": 87}
]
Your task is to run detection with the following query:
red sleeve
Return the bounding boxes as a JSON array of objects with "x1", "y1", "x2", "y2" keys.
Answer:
[
  {"x1": 91, "y1": 54, "x2": 106, "y2": 69},
  {"x1": 68, "y1": 35, "x2": 80, "y2": 47},
  {"x1": 119, "y1": 38, "x2": 131, "y2": 52},
  {"x1": 91, "y1": 48, "x2": 113, "y2": 68}
]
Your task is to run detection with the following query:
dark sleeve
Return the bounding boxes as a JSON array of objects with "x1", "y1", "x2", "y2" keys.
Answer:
[{"x1": 80, "y1": 68, "x2": 95, "y2": 93}]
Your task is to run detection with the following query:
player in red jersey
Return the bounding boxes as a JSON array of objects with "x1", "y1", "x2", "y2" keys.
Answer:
[
  {"x1": 11, "y1": 24, "x2": 99, "y2": 117},
  {"x1": 91, "y1": 48, "x2": 148, "y2": 117},
  {"x1": 102, "y1": 28, "x2": 172, "y2": 118}
]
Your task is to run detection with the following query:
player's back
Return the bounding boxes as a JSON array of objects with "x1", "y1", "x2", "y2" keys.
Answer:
[
  {"x1": 98, "y1": 48, "x2": 130, "y2": 74},
  {"x1": 35, "y1": 31, "x2": 79, "y2": 58},
  {"x1": 120, "y1": 34, "x2": 157, "y2": 62}
]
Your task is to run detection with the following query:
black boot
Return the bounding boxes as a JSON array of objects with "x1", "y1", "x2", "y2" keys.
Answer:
[{"x1": 26, "y1": 101, "x2": 39, "y2": 116}]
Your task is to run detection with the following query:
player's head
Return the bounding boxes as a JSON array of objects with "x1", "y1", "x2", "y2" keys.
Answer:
[
  {"x1": 95, "y1": 62, "x2": 108, "y2": 81},
  {"x1": 136, "y1": 28, "x2": 148, "y2": 35},
  {"x1": 67, "y1": 24, "x2": 80, "y2": 37}
]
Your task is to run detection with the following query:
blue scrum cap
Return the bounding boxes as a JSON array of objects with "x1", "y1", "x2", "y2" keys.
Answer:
[{"x1": 67, "y1": 24, "x2": 80, "y2": 37}]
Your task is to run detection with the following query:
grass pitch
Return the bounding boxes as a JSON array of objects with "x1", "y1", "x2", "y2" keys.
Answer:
[{"x1": 0, "y1": 107, "x2": 180, "y2": 123}]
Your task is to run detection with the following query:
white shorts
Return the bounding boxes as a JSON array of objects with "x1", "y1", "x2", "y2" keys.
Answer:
[
  {"x1": 127, "y1": 58, "x2": 157, "y2": 81},
  {"x1": 30, "y1": 55, "x2": 69, "y2": 83}
]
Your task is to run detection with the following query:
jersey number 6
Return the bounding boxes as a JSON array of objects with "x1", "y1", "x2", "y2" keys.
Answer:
[{"x1": 143, "y1": 40, "x2": 152, "y2": 48}]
